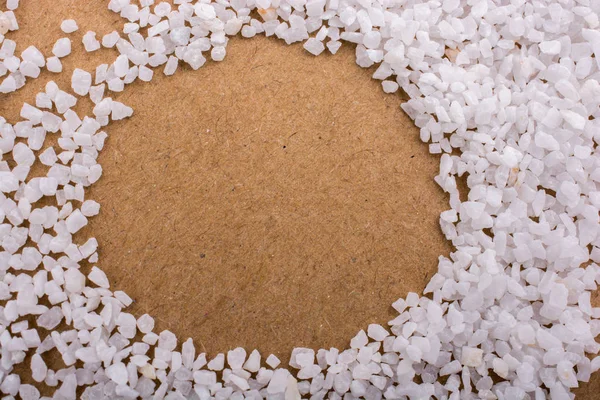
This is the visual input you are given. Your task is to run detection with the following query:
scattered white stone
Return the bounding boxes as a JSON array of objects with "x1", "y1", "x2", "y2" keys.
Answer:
[
  {"x1": 65, "y1": 209, "x2": 88, "y2": 233},
  {"x1": 382, "y1": 80, "x2": 399, "y2": 94},
  {"x1": 207, "y1": 353, "x2": 225, "y2": 371},
  {"x1": 82, "y1": 31, "x2": 100, "y2": 52},
  {"x1": 367, "y1": 324, "x2": 389, "y2": 341},
  {"x1": 244, "y1": 349, "x2": 261, "y2": 372},
  {"x1": 7, "y1": 0, "x2": 19, "y2": 10},
  {"x1": 111, "y1": 101, "x2": 133, "y2": 120},
  {"x1": 137, "y1": 314, "x2": 155, "y2": 333},
  {"x1": 102, "y1": 31, "x2": 120, "y2": 48},
  {"x1": 88, "y1": 266, "x2": 109, "y2": 288},
  {"x1": 114, "y1": 290, "x2": 133, "y2": 306},
  {"x1": 241, "y1": 25, "x2": 257, "y2": 38},
  {"x1": 106, "y1": 362, "x2": 128, "y2": 385},
  {"x1": 81, "y1": 200, "x2": 101, "y2": 216},
  {"x1": 461, "y1": 347, "x2": 483, "y2": 368},
  {"x1": 64, "y1": 267, "x2": 86, "y2": 293},
  {"x1": 30, "y1": 354, "x2": 47, "y2": 382},
  {"x1": 303, "y1": 38, "x2": 325, "y2": 56},
  {"x1": 164, "y1": 56, "x2": 178, "y2": 75},
  {"x1": 138, "y1": 65, "x2": 154, "y2": 82},
  {"x1": 60, "y1": 19, "x2": 78, "y2": 33},
  {"x1": 71, "y1": 68, "x2": 92, "y2": 96},
  {"x1": 22, "y1": 46, "x2": 45, "y2": 67},
  {"x1": 211, "y1": 46, "x2": 226, "y2": 62},
  {"x1": 350, "y1": 330, "x2": 368, "y2": 348},
  {"x1": 539, "y1": 40, "x2": 561, "y2": 55},
  {"x1": 46, "y1": 57, "x2": 63, "y2": 73},
  {"x1": 0, "y1": 12, "x2": 11, "y2": 35},
  {"x1": 266, "y1": 354, "x2": 281, "y2": 369},
  {"x1": 52, "y1": 38, "x2": 71, "y2": 58},
  {"x1": 227, "y1": 347, "x2": 247, "y2": 370}
]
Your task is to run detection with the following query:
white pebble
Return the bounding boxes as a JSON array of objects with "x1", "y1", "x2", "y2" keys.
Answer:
[
  {"x1": 60, "y1": 19, "x2": 78, "y2": 33},
  {"x1": 88, "y1": 266, "x2": 109, "y2": 288},
  {"x1": 82, "y1": 31, "x2": 101, "y2": 52},
  {"x1": 65, "y1": 209, "x2": 88, "y2": 233},
  {"x1": 266, "y1": 354, "x2": 281, "y2": 368},
  {"x1": 46, "y1": 57, "x2": 63, "y2": 73},
  {"x1": 52, "y1": 38, "x2": 71, "y2": 58},
  {"x1": 71, "y1": 68, "x2": 92, "y2": 96},
  {"x1": 303, "y1": 38, "x2": 325, "y2": 56}
]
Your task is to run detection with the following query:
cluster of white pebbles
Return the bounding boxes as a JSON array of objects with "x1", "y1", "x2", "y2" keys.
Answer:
[{"x1": 1, "y1": 0, "x2": 600, "y2": 398}]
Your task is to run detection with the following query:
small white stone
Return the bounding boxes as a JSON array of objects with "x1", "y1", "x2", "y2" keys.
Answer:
[
  {"x1": 382, "y1": 80, "x2": 399, "y2": 94},
  {"x1": 114, "y1": 54, "x2": 129, "y2": 78},
  {"x1": 211, "y1": 46, "x2": 226, "y2": 62},
  {"x1": 461, "y1": 347, "x2": 483, "y2": 367},
  {"x1": 539, "y1": 40, "x2": 561, "y2": 55},
  {"x1": 22, "y1": 46, "x2": 45, "y2": 67},
  {"x1": 183, "y1": 48, "x2": 206, "y2": 70},
  {"x1": 227, "y1": 347, "x2": 247, "y2": 370},
  {"x1": 244, "y1": 349, "x2": 261, "y2": 372},
  {"x1": 64, "y1": 267, "x2": 85, "y2": 293},
  {"x1": 82, "y1": 31, "x2": 100, "y2": 52},
  {"x1": 350, "y1": 330, "x2": 368, "y2": 348},
  {"x1": 363, "y1": 31, "x2": 381, "y2": 49},
  {"x1": 114, "y1": 290, "x2": 133, "y2": 306},
  {"x1": 31, "y1": 354, "x2": 47, "y2": 382},
  {"x1": 493, "y1": 358, "x2": 509, "y2": 379},
  {"x1": 71, "y1": 68, "x2": 92, "y2": 96},
  {"x1": 137, "y1": 314, "x2": 155, "y2": 334},
  {"x1": 367, "y1": 324, "x2": 389, "y2": 341},
  {"x1": 106, "y1": 362, "x2": 129, "y2": 385},
  {"x1": 111, "y1": 101, "x2": 133, "y2": 120},
  {"x1": 0, "y1": 12, "x2": 11, "y2": 35},
  {"x1": 102, "y1": 31, "x2": 120, "y2": 48},
  {"x1": 194, "y1": 3, "x2": 216, "y2": 19},
  {"x1": 241, "y1": 25, "x2": 257, "y2": 38},
  {"x1": 266, "y1": 354, "x2": 281, "y2": 368},
  {"x1": 303, "y1": 38, "x2": 325, "y2": 56},
  {"x1": 65, "y1": 209, "x2": 88, "y2": 233},
  {"x1": 81, "y1": 200, "x2": 101, "y2": 216},
  {"x1": 560, "y1": 109, "x2": 586, "y2": 130},
  {"x1": 20, "y1": 61, "x2": 40, "y2": 78},
  {"x1": 208, "y1": 353, "x2": 225, "y2": 371},
  {"x1": 117, "y1": 312, "x2": 137, "y2": 338},
  {"x1": 230, "y1": 373, "x2": 250, "y2": 391},
  {"x1": 164, "y1": 56, "x2": 178, "y2": 76},
  {"x1": 61, "y1": 19, "x2": 78, "y2": 33},
  {"x1": 170, "y1": 27, "x2": 191, "y2": 46},
  {"x1": 20, "y1": 103, "x2": 43, "y2": 124},
  {"x1": 138, "y1": 65, "x2": 154, "y2": 82},
  {"x1": 46, "y1": 57, "x2": 63, "y2": 73},
  {"x1": 52, "y1": 38, "x2": 71, "y2": 58},
  {"x1": 39, "y1": 147, "x2": 58, "y2": 166},
  {"x1": 6, "y1": 0, "x2": 19, "y2": 10},
  {"x1": 88, "y1": 266, "x2": 109, "y2": 288},
  {"x1": 267, "y1": 369, "x2": 289, "y2": 394},
  {"x1": 557, "y1": 361, "x2": 578, "y2": 388},
  {"x1": 158, "y1": 330, "x2": 177, "y2": 350}
]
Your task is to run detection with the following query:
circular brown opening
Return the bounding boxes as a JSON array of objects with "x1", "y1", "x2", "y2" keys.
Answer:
[{"x1": 82, "y1": 36, "x2": 450, "y2": 357}]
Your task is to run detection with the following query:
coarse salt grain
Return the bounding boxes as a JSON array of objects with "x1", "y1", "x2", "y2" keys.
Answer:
[
  {"x1": 60, "y1": 19, "x2": 78, "y2": 33},
  {"x1": 52, "y1": 38, "x2": 71, "y2": 58},
  {"x1": 82, "y1": 31, "x2": 100, "y2": 52},
  {"x1": 71, "y1": 68, "x2": 92, "y2": 96}
]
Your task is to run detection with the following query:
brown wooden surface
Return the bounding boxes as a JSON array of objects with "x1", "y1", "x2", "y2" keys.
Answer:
[{"x1": 1, "y1": 1, "x2": 598, "y2": 397}]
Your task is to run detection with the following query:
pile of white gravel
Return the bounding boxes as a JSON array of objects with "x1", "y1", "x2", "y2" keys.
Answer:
[{"x1": 1, "y1": 0, "x2": 600, "y2": 399}]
